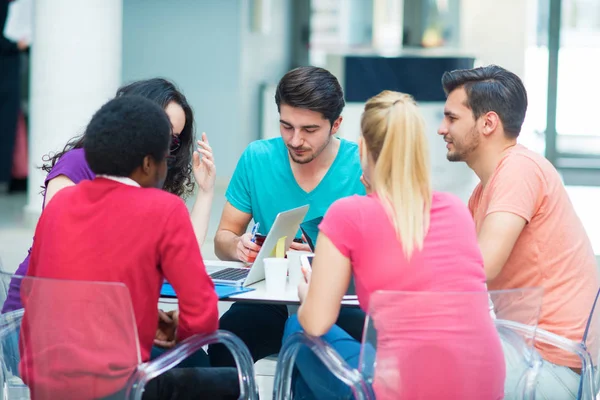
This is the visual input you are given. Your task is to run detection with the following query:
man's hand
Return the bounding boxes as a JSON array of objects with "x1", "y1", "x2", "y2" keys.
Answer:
[
  {"x1": 154, "y1": 310, "x2": 179, "y2": 349},
  {"x1": 290, "y1": 235, "x2": 312, "y2": 252},
  {"x1": 236, "y1": 232, "x2": 261, "y2": 263}
]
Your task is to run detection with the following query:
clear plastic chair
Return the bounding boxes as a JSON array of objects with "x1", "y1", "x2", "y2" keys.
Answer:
[
  {"x1": 494, "y1": 288, "x2": 600, "y2": 400},
  {"x1": 489, "y1": 287, "x2": 545, "y2": 399},
  {"x1": 0, "y1": 259, "x2": 10, "y2": 304},
  {"x1": 274, "y1": 288, "x2": 543, "y2": 400},
  {"x1": 0, "y1": 272, "x2": 259, "y2": 399},
  {"x1": 0, "y1": 260, "x2": 30, "y2": 399}
]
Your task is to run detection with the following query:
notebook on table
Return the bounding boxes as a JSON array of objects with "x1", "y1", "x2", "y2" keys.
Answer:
[{"x1": 160, "y1": 282, "x2": 255, "y2": 300}]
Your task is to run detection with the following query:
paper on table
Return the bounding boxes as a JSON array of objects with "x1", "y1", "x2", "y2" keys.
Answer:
[
  {"x1": 3, "y1": 0, "x2": 33, "y2": 44},
  {"x1": 271, "y1": 236, "x2": 287, "y2": 258}
]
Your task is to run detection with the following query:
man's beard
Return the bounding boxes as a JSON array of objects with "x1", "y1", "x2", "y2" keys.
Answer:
[
  {"x1": 288, "y1": 135, "x2": 332, "y2": 165},
  {"x1": 446, "y1": 127, "x2": 479, "y2": 162}
]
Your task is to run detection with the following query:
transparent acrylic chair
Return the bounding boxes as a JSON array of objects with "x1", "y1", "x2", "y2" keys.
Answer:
[
  {"x1": 274, "y1": 288, "x2": 543, "y2": 400},
  {"x1": 489, "y1": 287, "x2": 545, "y2": 399},
  {"x1": 495, "y1": 287, "x2": 600, "y2": 400},
  {"x1": 0, "y1": 259, "x2": 10, "y2": 304},
  {"x1": 0, "y1": 272, "x2": 259, "y2": 400},
  {"x1": 0, "y1": 260, "x2": 30, "y2": 399}
]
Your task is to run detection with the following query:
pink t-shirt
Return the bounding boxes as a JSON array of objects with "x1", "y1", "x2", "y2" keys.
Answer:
[{"x1": 319, "y1": 192, "x2": 505, "y2": 399}]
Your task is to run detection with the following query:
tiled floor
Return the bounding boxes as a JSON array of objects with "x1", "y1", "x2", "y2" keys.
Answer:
[{"x1": 2, "y1": 183, "x2": 600, "y2": 399}]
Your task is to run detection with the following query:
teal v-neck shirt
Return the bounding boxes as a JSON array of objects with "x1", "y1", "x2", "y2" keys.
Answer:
[{"x1": 225, "y1": 137, "x2": 365, "y2": 240}]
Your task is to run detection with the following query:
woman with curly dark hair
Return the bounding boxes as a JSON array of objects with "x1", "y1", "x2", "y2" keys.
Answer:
[{"x1": 3, "y1": 78, "x2": 216, "y2": 314}]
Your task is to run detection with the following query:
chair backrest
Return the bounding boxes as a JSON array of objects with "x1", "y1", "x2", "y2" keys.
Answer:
[
  {"x1": 581, "y1": 288, "x2": 600, "y2": 394},
  {"x1": 6, "y1": 274, "x2": 141, "y2": 400},
  {"x1": 489, "y1": 287, "x2": 545, "y2": 398},
  {"x1": 0, "y1": 258, "x2": 12, "y2": 305},
  {"x1": 358, "y1": 288, "x2": 543, "y2": 399},
  {"x1": 0, "y1": 308, "x2": 27, "y2": 399}
]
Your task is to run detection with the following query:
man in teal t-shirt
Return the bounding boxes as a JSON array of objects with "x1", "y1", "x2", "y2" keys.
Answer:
[
  {"x1": 210, "y1": 66, "x2": 366, "y2": 367},
  {"x1": 224, "y1": 135, "x2": 364, "y2": 242}
]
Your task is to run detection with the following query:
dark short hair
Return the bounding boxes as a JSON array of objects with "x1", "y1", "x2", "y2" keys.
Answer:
[
  {"x1": 441, "y1": 65, "x2": 528, "y2": 138},
  {"x1": 275, "y1": 66, "x2": 345, "y2": 126},
  {"x1": 84, "y1": 95, "x2": 171, "y2": 177}
]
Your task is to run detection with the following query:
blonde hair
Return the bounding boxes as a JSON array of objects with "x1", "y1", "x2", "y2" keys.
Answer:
[{"x1": 361, "y1": 90, "x2": 432, "y2": 258}]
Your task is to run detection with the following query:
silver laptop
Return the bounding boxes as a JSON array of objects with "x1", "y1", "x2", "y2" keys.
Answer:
[{"x1": 208, "y1": 205, "x2": 309, "y2": 287}]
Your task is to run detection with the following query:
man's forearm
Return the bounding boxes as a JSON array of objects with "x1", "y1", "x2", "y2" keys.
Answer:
[{"x1": 214, "y1": 230, "x2": 241, "y2": 261}]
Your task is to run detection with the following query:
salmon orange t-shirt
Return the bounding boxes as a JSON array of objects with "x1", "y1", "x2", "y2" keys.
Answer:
[{"x1": 469, "y1": 144, "x2": 599, "y2": 368}]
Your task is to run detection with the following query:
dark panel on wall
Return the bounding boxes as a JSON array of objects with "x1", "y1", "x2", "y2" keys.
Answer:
[{"x1": 344, "y1": 56, "x2": 475, "y2": 102}]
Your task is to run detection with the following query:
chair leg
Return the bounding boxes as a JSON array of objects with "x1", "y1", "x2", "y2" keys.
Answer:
[
  {"x1": 273, "y1": 333, "x2": 371, "y2": 400},
  {"x1": 581, "y1": 352, "x2": 596, "y2": 400}
]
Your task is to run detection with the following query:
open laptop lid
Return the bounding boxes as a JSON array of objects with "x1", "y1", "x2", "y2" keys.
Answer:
[{"x1": 243, "y1": 204, "x2": 309, "y2": 286}]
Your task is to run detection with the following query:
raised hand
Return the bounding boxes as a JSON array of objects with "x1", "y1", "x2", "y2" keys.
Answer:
[{"x1": 192, "y1": 132, "x2": 216, "y2": 193}]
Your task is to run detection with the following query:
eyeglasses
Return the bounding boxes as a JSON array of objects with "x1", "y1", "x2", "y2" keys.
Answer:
[{"x1": 170, "y1": 135, "x2": 181, "y2": 154}]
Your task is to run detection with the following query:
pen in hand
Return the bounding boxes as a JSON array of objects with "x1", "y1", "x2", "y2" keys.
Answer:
[{"x1": 250, "y1": 222, "x2": 260, "y2": 243}]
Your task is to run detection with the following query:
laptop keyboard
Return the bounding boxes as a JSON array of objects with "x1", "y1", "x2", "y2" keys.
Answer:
[{"x1": 210, "y1": 267, "x2": 249, "y2": 282}]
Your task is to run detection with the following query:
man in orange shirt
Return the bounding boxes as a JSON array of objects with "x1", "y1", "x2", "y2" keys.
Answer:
[{"x1": 438, "y1": 64, "x2": 599, "y2": 399}]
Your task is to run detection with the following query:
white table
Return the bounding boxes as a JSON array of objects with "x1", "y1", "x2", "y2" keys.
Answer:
[
  {"x1": 204, "y1": 260, "x2": 360, "y2": 307},
  {"x1": 224, "y1": 279, "x2": 360, "y2": 306}
]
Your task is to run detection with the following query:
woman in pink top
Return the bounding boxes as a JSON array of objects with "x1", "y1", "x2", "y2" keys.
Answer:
[{"x1": 283, "y1": 90, "x2": 505, "y2": 399}]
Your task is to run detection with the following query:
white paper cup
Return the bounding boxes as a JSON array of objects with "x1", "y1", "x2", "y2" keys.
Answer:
[
  {"x1": 286, "y1": 250, "x2": 312, "y2": 288},
  {"x1": 264, "y1": 258, "x2": 289, "y2": 294}
]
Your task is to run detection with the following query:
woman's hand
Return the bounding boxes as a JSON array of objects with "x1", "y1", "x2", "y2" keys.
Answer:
[
  {"x1": 192, "y1": 132, "x2": 216, "y2": 194},
  {"x1": 298, "y1": 266, "x2": 312, "y2": 304}
]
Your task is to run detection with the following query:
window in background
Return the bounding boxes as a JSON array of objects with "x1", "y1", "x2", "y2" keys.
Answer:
[
  {"x1": 527, "y1": 0, "x2": 600, "y2": 165},
  {"x1": 309, "y1": 0, "x2": 374, "y2": 66},
  {"x1": 419, "y1": 0, "x2": 460, "y2": 48},
  {"x1": 554, "y1": 0, "x2": 600, "y2": 154}
]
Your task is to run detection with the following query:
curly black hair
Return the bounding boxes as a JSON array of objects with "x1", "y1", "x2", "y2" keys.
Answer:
[
  {"x1": 41, "y1": 78, "x2": 195, "y2": 198},
  {"x1": 84, "y1": 95, "x2": 171, "y2": 178}
]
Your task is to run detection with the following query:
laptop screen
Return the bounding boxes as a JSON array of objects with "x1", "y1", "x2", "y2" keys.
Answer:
[{"x1": 299, "y1": 216, "x2": 323, "y2": 250}]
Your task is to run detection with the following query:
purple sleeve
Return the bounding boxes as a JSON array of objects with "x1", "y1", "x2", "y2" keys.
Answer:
[
  {"x1": 2, "y1": 254, "x2": 29, "y2": 312},
  {"x1": 3, "y1": 149, "x2": 95, "y2": 312},
  {"x1": 44, "y1": 148, "x2": 95, "y2": 186}
]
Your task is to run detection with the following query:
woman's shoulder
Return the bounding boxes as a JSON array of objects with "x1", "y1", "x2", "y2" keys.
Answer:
[
  {"x1": 46, "y1": 148, "x2": 95, "y2": 184},
  {"x1": 431, "y1": 191, "x2": 476, "y2": 226},
  {"x1": 432, "y1": 191, "x2": 469, "y2": 210},
  {"x1": 329, "y1": 193, "x2": 377, "y2": 212},
  {"x1": 323, "y1": 195, "x2": 382, "y2": 229},
  {"x1": 57, "y1": 147, "x2": 87, "y2": 162}
]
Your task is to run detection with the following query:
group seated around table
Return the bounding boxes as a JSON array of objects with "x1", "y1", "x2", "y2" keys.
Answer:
[
  {"x1": 9, "y1": 95, "x2": 240, "y2": 400},
  {"x1": 1, "y1": 63, "x2": 597, "y2": 400}
]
